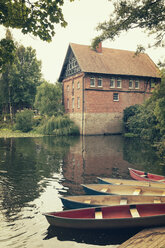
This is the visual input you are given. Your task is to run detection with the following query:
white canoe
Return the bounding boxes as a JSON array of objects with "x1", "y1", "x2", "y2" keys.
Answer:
[
  {"x1": 61, "y1": 194, "x2": 165, "y2": 209},
  {"x1": 97, "y1": 177, "x2": 165, "y2": 188},
  {"x1": 82, "y1": 184, "x2": 165, "y2": 196}
]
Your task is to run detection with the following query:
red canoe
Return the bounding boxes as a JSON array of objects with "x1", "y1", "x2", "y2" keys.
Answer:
[
  {"x1": 43, "y1": 203, "x2": 165, "y2": 229},
  {"x1": 129, "y1": 168, "x2": 165, "y2": 183}
]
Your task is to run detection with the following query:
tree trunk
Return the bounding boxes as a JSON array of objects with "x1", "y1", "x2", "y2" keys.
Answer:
[{"x1": 8, "y1": 86, "x2": 13, "y2": 123}]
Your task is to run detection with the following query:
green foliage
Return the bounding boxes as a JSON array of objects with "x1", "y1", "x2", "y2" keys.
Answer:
[
  {"x1": 0, "y1": 33, "x2": 42, "y2": 116},
  {"x1": 125, "y1": 102, "x2": 159, "y2": 140},
  {"x1": 151, "y1": 71, "x2": 165, "y2": 137},
  {"x1": 34, "y1": 82, "x2": 64, "y2": 117},
  {"x1": 11, "y1": 45, "x2": 42, "y2": 109},
  {"x1": 123, "y1": 104, "x2": 142, "y2": 124},
  {"x1": 0, "y1": 0, "x2": 75, "y2": 42},
  {"x1": 92, "y1": 0, "x2": 165, "y2": 49},
  {"x1": 0, "y1": 38, "x2": 16, "y2": 72},
  {"x1": 14, "y1": 110, "x2": 34, "y2": 132},
  {"x1": 36, "y1": 115, "x2": 79, "y2": 136},
  {"x1": 123, "y1": 70, "x2": 165, "y2": 143}
]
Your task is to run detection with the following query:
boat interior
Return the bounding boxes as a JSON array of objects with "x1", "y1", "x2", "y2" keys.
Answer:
[{"x1": 50, "y1": 204, "x2": 165, "y2": 220}]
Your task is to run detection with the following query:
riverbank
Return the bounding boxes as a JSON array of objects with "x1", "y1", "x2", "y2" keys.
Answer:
[{"x1": 0, "y1": 128, "x2": 43, "y2": 138}]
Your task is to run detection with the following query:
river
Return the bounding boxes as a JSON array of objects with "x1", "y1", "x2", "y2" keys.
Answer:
[{"x1": 0, "y1": 135, "x2": 164, "y2": 248}]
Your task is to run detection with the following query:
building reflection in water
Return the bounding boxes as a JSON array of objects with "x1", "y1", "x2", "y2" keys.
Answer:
[{"x1": 62, "y1": 135, "x2": 132, "y2": 196}]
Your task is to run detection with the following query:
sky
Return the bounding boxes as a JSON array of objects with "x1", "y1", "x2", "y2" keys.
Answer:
[{"x1": 0, "y1": 0, "x2": 164, "y2": 83}]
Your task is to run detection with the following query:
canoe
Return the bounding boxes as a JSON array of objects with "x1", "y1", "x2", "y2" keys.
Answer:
[
  {"x1": 129, "y1": 168, "x2": 165, "y2": 183},
  {"x1": 43, "y1": 203, "x2": 165, "y2": 229},
  {"x1": 97, "y1": 177, "x2": 165, "y2": 188},
  {"x1": 61, "y1": 195, "x2": 165, "y2": 209},
  {"x1": 82, "y1": 184, "x2": 165, "y2": 196}
]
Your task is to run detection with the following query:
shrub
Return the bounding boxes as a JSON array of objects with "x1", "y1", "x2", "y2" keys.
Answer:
[
  {"x1": 123, "y1": 104, "x2": 142, "y2": 132},
  {"x1": 36, "y1": 115, "x2": 80, "y2": 136},
  {"x1": 14, "y1": 110, "x2": 34, "y2": 132},
  {"x1": 123, "y1": 102, "x2": 159, "y2": 141}
]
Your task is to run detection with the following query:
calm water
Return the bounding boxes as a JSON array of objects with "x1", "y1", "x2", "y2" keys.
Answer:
[{"x1": 0, "y1": 135, "x2": 164, "y2": 248}]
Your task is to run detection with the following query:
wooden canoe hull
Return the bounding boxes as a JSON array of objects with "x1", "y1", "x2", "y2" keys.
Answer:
[
  {"x1": 129, "y1": 168, "x2": 165, "y2": 183},
  {"x1": 44, "y1": 203, "x2": 165, "y2": 229},
  {"x1": 61, "y1": 195, "x2": 165, "y2": 209},
  {"x1": 82, "y1": 184, "x2": 165, "y2": 196},
  {"x1": 98, "y1": 177, "x2": 165, "y2": 188}
]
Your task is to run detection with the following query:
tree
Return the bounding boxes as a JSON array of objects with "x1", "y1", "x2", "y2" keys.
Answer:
[
  {"x1": 0, "y1": 0, "x2": 74, "y2": 42},
  {"x1": 123, "y1": 69, "x2": 165, "y2": 141},
  {"x1": 151, "y1": 69, "x2": 165, "y2": 136},
  {"x1": 34, "y1": 82, "x2": 64, "y2": 116},
  {"x1": 0, "y1": 29, "x2": 16, "y2": 120},
  {"x1": 0, "y1": 38, "x2": 15, "y2": 72},
  {"x1": 11, "y1": 45, "x2": 42, "y2": 110},
  {"x1": 0, "y1": 34, "x2": 42, "y2": 119},
  {"x1": 92, "y1": 0, "x2": 165, "y2": 50}
]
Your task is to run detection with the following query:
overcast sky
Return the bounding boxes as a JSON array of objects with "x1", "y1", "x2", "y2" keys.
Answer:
[{"x1": 0, "y1": 0, "x2": 164, "y2": 83}]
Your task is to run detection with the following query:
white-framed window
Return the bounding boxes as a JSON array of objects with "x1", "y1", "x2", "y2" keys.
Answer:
[
  {"x1": 129, "y1": 80, "x2": 133, "y2": 89},
  {"x1": 67, "y1": 99, "x2": 69, "y2": 109},
  {"x1": 77, "y1": 81, "x2": 80, "y2": 89},
  {"x1": 110, "y1": 78, "x2": 115, "y2": 88},
  {"x1": 67, "y1": 85, "x2": 69, "y2": 91},
  {"x1": 98, "y1": 78, "x2": 102, "y2": 87},
  {"x1": 90, "y1": 78, "x2": 95, "y2": 87},
  {"x1": 77, "y1": 97, "x2": 80, "y2": 109},
  {"x1": 113, "y1": 93, "x2": 119, "y2": 101},
  {"x1": 117, "y1": 78, "x2": 122, "y2": 88},
  {"x1": 72, "y1": 98, "x2": 74, "y2": 109},
  {"x1": 135, "y1": 80, "x2": 139, "y2": 89}
]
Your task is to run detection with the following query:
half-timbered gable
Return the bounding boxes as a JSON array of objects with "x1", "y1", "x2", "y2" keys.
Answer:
[{"x1": 59, "y1": 46, "x2": 81, "y2": 81}]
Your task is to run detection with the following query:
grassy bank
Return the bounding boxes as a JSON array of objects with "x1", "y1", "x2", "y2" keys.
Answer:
[{"x1": 0, "y1": 129, "x2": 43, "y2": 138}]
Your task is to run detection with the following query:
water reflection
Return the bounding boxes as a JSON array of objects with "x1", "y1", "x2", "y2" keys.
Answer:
[
  {"x1": 61, "y1": 135, "x2": 164, "y2": 195},
  {"x1": 44, "y1": 226, "x2": 142, "y2": 245},
  {"x1": 0, "y1": 135, "x2": 164, "y2": 248},
  {"x1": 123, "y1": 137, "x2": 165, "y2": 174}
]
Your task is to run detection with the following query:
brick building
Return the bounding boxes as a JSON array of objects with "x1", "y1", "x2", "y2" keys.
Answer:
[{"x1": 59, "y1": 43, "x2": 160, "y2": 135}]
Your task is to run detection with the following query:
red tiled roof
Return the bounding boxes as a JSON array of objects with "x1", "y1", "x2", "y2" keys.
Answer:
[{"x1": 70, "y1": 43, "x2": 160, "y2": 78}]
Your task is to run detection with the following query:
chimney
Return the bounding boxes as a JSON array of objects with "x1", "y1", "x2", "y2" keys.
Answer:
[{"x1": 96, "y1": 42, "x2": 102, "y2": 53}]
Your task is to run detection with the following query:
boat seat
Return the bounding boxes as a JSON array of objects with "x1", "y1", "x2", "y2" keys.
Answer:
[
  {"x1": 162, "y1": 191, "x2": 165, "y2": 196},
  {"x1": 140, "y1": 172, "x2": 148, "y2": 178},
  {"x1": 120, "y1": 199, "x2": 128, "y2": 205},
  {"x1": 158, "y1": 179, "x2": 165, "y2": 182},
  {"x1": 95, "y1": 208, "x2": 103, "y2": 219},
  {"x1": 154, "y1": 199, "x2": 161, "y2": 203},
  {"x1": 101, "y1": 188, "x2": 108, "y2": 192},
  {"x1": 130, "y1": 206, "x2": 140, "y2": 218},
  {"x1": 84, "y1": 199, "x2": 91, "y2": 204},
  {"x1": 133, "y1": 188, "x2": 141, "y2": 195}
]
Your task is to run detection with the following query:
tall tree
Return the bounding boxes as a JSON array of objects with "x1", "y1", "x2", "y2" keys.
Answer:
[
  {"x1": 151, "y1": 69, "x2": 165, "y2": 136},
  {"x1": 11, "y1": 45, "x2": 42, "y2": 110},
  {"x1": 0, "y1": 37, "x2": 15, "y2": 72},
  {"x1": 92, "y1": 0, "x2": 165, "y2": 50},
  {"x1": 34, "y1": 82, "x2": 64, "y2": 117},
  {"x1": 0, "y1": 29, "x2": 16, "y2": 120},
  {"x1": 0, "y1": 0, "x2": 74, "y2": 42},
  {"x1": 0, "y1": 37, "x2": 42, "y2": 119}
]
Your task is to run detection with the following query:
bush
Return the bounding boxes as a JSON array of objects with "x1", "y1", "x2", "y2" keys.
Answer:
[
  {"x1": 36, "y1": 115, "x2": 80, "y2": 136},
  {"x1": 123, "y1": 102, "x2": 159, "y2": 141},
  {"x1": 14, "y1": 110, "x2": 34, "y2": 132},
  {"x1": 123, "y1": 104, "x2": 142, "y2": 132}
]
